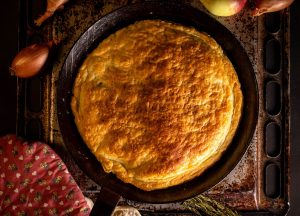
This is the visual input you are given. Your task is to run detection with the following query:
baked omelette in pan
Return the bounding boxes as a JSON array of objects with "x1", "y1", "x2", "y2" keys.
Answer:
[{"x1": 71, "y1": 20, "x2": 243, "y2": 191}]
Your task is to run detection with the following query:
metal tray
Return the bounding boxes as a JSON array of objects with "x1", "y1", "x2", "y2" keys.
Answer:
[{"x1": 16, "y1": 0, "x2": 290, "y2": 215}]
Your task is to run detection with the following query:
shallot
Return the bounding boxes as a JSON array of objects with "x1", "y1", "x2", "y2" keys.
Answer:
[
  {"x1": 10, "y1": 41, "x2": 56, "y2": 78},
  {"x1": 35, "y1": 0, "x2": 69, "y2": 26},
  {"x1": 253, "y1": 0, "x2": 294, "y2": 16}
]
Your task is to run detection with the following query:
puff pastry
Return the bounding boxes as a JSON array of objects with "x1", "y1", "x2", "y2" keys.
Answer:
[{"x1": 71, "y1": 20, "x2": 243, "y2": 191}]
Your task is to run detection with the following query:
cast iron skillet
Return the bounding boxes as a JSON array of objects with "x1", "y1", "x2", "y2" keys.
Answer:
[{"x1": 57, "y1": 1, "x2": 258, "y2": 214}]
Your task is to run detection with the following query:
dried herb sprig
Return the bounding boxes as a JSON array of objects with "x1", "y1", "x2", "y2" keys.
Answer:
[{"x1": 183, "y1": 195, "x2": 240, "y2": 216}]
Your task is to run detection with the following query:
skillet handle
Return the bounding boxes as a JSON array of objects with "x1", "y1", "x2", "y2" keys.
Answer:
[{"x1": 90, "y1": 187, "x2": 121, "y2": 216}]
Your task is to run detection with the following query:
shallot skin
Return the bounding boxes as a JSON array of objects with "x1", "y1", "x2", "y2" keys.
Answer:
[
  {"x1": 200, "y1": 0, "x2": 248, "y2": 16},
  {"x1": 253, "y1": 0, "x2": 294, "y2": 16},
  {"x1": 10, "y1": 42, "x2": 55, "y2": 78},
  {"x1": 35, "y1": 0, "x2": 69, "y2": 26}
]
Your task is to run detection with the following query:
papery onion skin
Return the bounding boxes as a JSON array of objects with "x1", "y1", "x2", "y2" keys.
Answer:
[
  {"x1": 10, "y1": 43, "x2": 51, "y2": 78},
  {"x1": 253, "y1": 0, "x2": 294, "y2": 16},
  {"x1": 35, "y1": 0, "x2": 69, "y2": 26},
  {"x1": 200, "y1": 0, "x2": 247, "y2": 16}
]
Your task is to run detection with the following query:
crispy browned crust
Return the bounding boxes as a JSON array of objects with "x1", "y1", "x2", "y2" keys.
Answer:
[{"x1": 71, "y1": 20, "x2": 243, "y2": 191}]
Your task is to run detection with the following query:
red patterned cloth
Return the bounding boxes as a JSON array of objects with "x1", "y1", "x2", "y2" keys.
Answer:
[{"x1": 0, "y1": 135, "x2": 91, "y2": 216}]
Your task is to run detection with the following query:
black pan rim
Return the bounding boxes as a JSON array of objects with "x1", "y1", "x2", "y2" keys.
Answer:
[{"x1": 57, "y1": 1, "x2": 259, "y2": 203}]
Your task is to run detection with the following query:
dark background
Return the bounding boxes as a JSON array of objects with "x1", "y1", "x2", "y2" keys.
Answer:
[
  {"x1": 0, "y1": 1, "x2": 299, "y2": 215},
  {"x1": 290, "y1": 1, "x2": 300, "y2": 215}
]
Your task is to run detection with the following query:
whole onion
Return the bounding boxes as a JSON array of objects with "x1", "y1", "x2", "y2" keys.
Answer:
[{"x1": 200, "y1": 0, "x2": 248, "y2": 16}]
